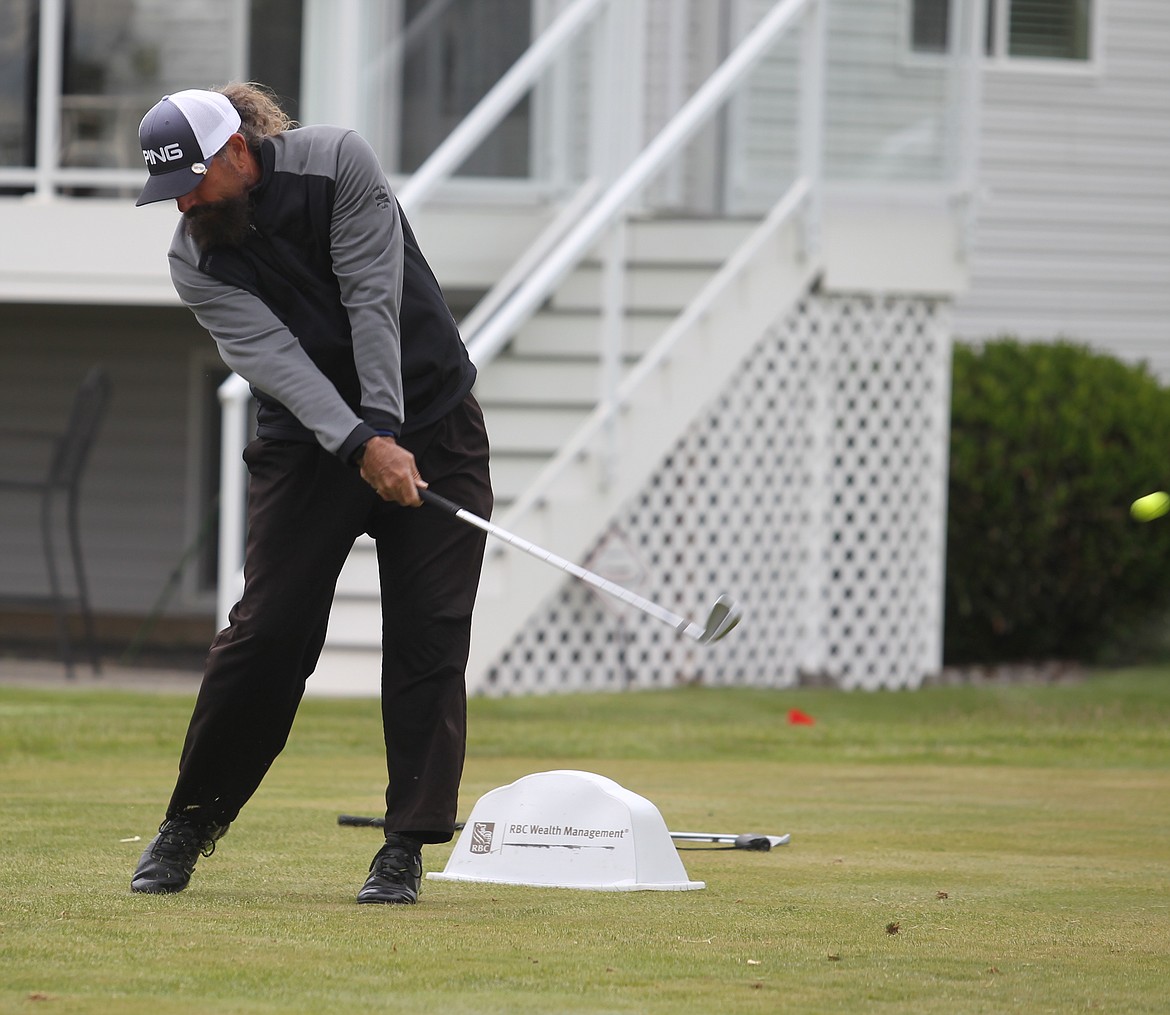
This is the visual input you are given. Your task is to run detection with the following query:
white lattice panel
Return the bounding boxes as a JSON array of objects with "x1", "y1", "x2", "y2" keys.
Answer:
[{"x1": 481, "y1": 294, "x2": 951, "y2": 693}]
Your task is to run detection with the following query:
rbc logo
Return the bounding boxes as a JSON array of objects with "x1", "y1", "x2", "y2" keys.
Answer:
[
  {"x1": 142, "y1": 143, "x2": 184, "y2": 166},
  {"x1": 469, "y1": 822, "x2": 495, "y2": 854}
]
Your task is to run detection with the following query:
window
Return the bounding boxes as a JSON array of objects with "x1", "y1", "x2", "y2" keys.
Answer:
[
  {"x1": 398, "y1": 0, "x2": 531, "y2": 177},
  {"x1": 0, "y1": 0, "x2": 300, "y2": 194},
  {"x1": 910, "y1": 0, "x2": 1094, "y2": 62},
  {"x1": 1007, "y1": 0, "x2": 1091, "y2": 59},
  {"x1": 911, "y1": 0, "x2": 952, "y2": 54},
  {"x1": 0, "y1": 0, "x2": 37, "y2": 171},
  {"x1": 59, "y1": 1, "x2": 241, "y2": 172},
  {"x1": 248, "y1": 0, "x2": 303, "y2": 124}
]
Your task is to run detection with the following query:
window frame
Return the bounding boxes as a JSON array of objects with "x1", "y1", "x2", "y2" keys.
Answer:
[{"x1": 902, "y1": 0, "x2": 1104, "y2": 77}]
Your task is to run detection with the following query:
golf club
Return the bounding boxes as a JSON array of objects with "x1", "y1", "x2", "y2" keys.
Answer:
[
  {"x1": 668, "y1": 831, "x2": 790, "y2": 851},
  {"x1": 337, "y1": 815, "x2": 788, "y2": 851},
  {"x1": 419, "y1": 488, "x2": 741, "y2": 644}
]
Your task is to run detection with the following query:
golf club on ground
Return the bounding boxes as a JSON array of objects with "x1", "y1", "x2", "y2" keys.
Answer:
[
  {"x1": 668, "y1": 831, "x2": 790, "y2": 851},
  {"x1": 419, "y1": 488, "x2": 741, "y2": 644},
  {"x1": 337, "y1": 816, "x2": 789, "y2": 851}
]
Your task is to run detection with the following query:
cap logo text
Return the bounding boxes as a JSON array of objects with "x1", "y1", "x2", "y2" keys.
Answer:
[{"x1": 142, "y1": 143, "x2": 184, "y2": 166}]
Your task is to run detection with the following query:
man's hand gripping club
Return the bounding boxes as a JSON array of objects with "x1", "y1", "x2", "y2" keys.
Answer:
[{"x1": 358, "y1": 435, "x2": 426, "y2": 506}]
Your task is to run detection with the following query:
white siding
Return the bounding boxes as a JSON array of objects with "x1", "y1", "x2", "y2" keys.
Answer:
[
  {"x1": 727, "y1": 0, "x2": 955, "y2": 213},
  {"x1": 954, "y1": 0, "x2": 1170, "y2": 372},
  {"x1": 723, "y1": 0, "x2": 1170, "y2": 375}
]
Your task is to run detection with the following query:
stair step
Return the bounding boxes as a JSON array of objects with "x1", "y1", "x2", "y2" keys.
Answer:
[
  {"x1": 622, "y1": 218, "x2": 755, "y2": 263},
  {"x1": 513, "y1": 311, "x2": 668, "y2": 358},
  {"x1": 473, "y1": 359, "x2": 600, "y2": 405},
  {"x1": 552, "y1": 263, "x2": 715, "y2": 313},
  {"x1": 335, "y1": 536, "x2": 377, "y2": 596},
  {"x1": 306, "y1": 644, "x2": 382, "y2": 696},
  {"x1": 488, "y1": 454, "x2": 549, "y2": 504},
  {"x1": 326, "y1": 596, "x2": 381, "y2": 644},
  {"x1": 486, "y1": 405, "x2": 591, "y2": 453}
]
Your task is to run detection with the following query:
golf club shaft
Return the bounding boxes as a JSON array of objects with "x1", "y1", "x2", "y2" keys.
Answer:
[
  {"x1": 337, "y1": 815, "x2": 786, "y2": 849},
  {"x1": 419, "y1": 488, "x2": 707, "y2": 640}
]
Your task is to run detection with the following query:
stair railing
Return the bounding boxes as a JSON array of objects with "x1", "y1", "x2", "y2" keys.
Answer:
[
  {"x1": 502, "y1": 174, "x2": 815, "y2": 524},
  {"x1": 394, "y1": 0, "x2": 621, "y2": 216},
  {"x1": 464, "y1": 0, "x2": 823, "y2": 482},
  {"x1": 217, "y1": 0, "x2": 823, "y2": 626},
  {"x1": 464, "y1": 0, "x2": 822, "y2": 368}
]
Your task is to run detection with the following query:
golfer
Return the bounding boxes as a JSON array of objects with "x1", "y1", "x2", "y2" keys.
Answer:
[{"x1": 130, "y1": 83, "x2": 492, "y2": 904}]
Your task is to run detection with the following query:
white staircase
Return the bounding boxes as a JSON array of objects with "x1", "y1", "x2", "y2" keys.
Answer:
[
  {"x1": 275, "y1": 0, "x2": 833, "y2": 693},
  {"x1": 219, "y1": 0, "x2": 965, "y2": 695},
  {"x1": 314, "y1": 198, "x2": 820, "y2": 694}
]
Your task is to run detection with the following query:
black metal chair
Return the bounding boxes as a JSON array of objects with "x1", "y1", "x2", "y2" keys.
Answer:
[{"x1": 0, "y1": 366, "x2": 112, "y2": 676}]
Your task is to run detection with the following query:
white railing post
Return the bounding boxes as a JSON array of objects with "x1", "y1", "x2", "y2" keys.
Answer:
[
  {"x1": 588, "y1": 1, "x2": 613, "y2": 184},
  {"x1": 589, "y1": 0, "x2": 643, "y2": 485},
  {"x1": 598, "y1": 219, "x2": 627, "y2": 488},
  {"x1": 229, "y1": 0, "x2": 250, "y2": 82},
  {"x1": 798, "y1": 0, "x2": 826, "y2": 261},
  {"x1": 34, "y1": 0, "x2": 64, "y2": 200},
  {"x1": 797, "y1": 299, "x2": 832, "y2": 679},
  {"x1": 588, "y1": 0, "x2": 644, "y2": 185},
  {"x1": 302, "y1": 0, "x2": 367, "y2": 131},
  {"x1": 791, "y1": 0, "x2": 828, "y2": 674},
  {"x1": 216, "y1": 374, "x2": 251, "y2": 630},
  {"x1": 957, "y1": 0, "x2": 985, "y2": 259}
]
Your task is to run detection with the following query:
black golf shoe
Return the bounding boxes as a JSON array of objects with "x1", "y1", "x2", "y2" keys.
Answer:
[
  {"x1": 131, "y1": 817, "x2": 228, "y2": 894},
  {"x1": 356, "y1": 834, "x2": 423, "y2": 904}
]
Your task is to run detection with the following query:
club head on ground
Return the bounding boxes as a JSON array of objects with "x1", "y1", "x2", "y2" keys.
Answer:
[
  {"x1": 698, "y1": 594, "x2": 741, "y2": 644},
  {"x1": 733, "y1": 834, "x2": 773, "y2": 851}
]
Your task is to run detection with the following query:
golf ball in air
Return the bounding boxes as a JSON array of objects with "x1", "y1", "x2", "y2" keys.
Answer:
[{"x1": 1130, "y1": 491, "x2": 1170, "y2": 522}]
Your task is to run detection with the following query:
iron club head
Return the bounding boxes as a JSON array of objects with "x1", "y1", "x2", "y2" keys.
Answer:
[{"x1": 697, "y1": 594, "x2": 741, "y2": 644}]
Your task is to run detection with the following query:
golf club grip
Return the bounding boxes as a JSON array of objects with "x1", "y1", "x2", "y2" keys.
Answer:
[
  {"x1": 418, "y1": 488, "x2": 462, "y2": 516},
  {"x1": 338, "y1": 814, "x2": 384, "y2": 827},
  {"x1": 338, "y1": 814, "x2": 467, "y2": 832}
]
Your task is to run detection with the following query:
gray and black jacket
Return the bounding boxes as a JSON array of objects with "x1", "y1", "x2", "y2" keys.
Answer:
[{"x1": 168, "y1": 124, "x2": 475, "y2": 463}]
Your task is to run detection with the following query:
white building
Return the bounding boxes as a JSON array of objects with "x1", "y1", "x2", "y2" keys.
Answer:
[{"x1": 0, "y1": 0, "x2": 1165, "y2": 692}]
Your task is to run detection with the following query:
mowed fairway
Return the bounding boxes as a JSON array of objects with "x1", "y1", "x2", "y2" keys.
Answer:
[{"x1": 1, "y1": 671, "x2": 1168, "y2": 1013}]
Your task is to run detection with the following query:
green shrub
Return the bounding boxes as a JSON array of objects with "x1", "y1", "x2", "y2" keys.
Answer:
[{"x1": 945, "y1": 338, "x2": 1170, "y2": 664}]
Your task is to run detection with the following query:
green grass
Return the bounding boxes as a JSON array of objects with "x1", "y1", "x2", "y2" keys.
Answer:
[{"x1": 2, "y1": 670, "x2": 1169, "y2": 1013}]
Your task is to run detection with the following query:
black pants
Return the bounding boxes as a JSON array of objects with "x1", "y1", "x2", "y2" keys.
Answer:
[{"x1": 166, "y1": 394, "x2": 492, "y2": 843}]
